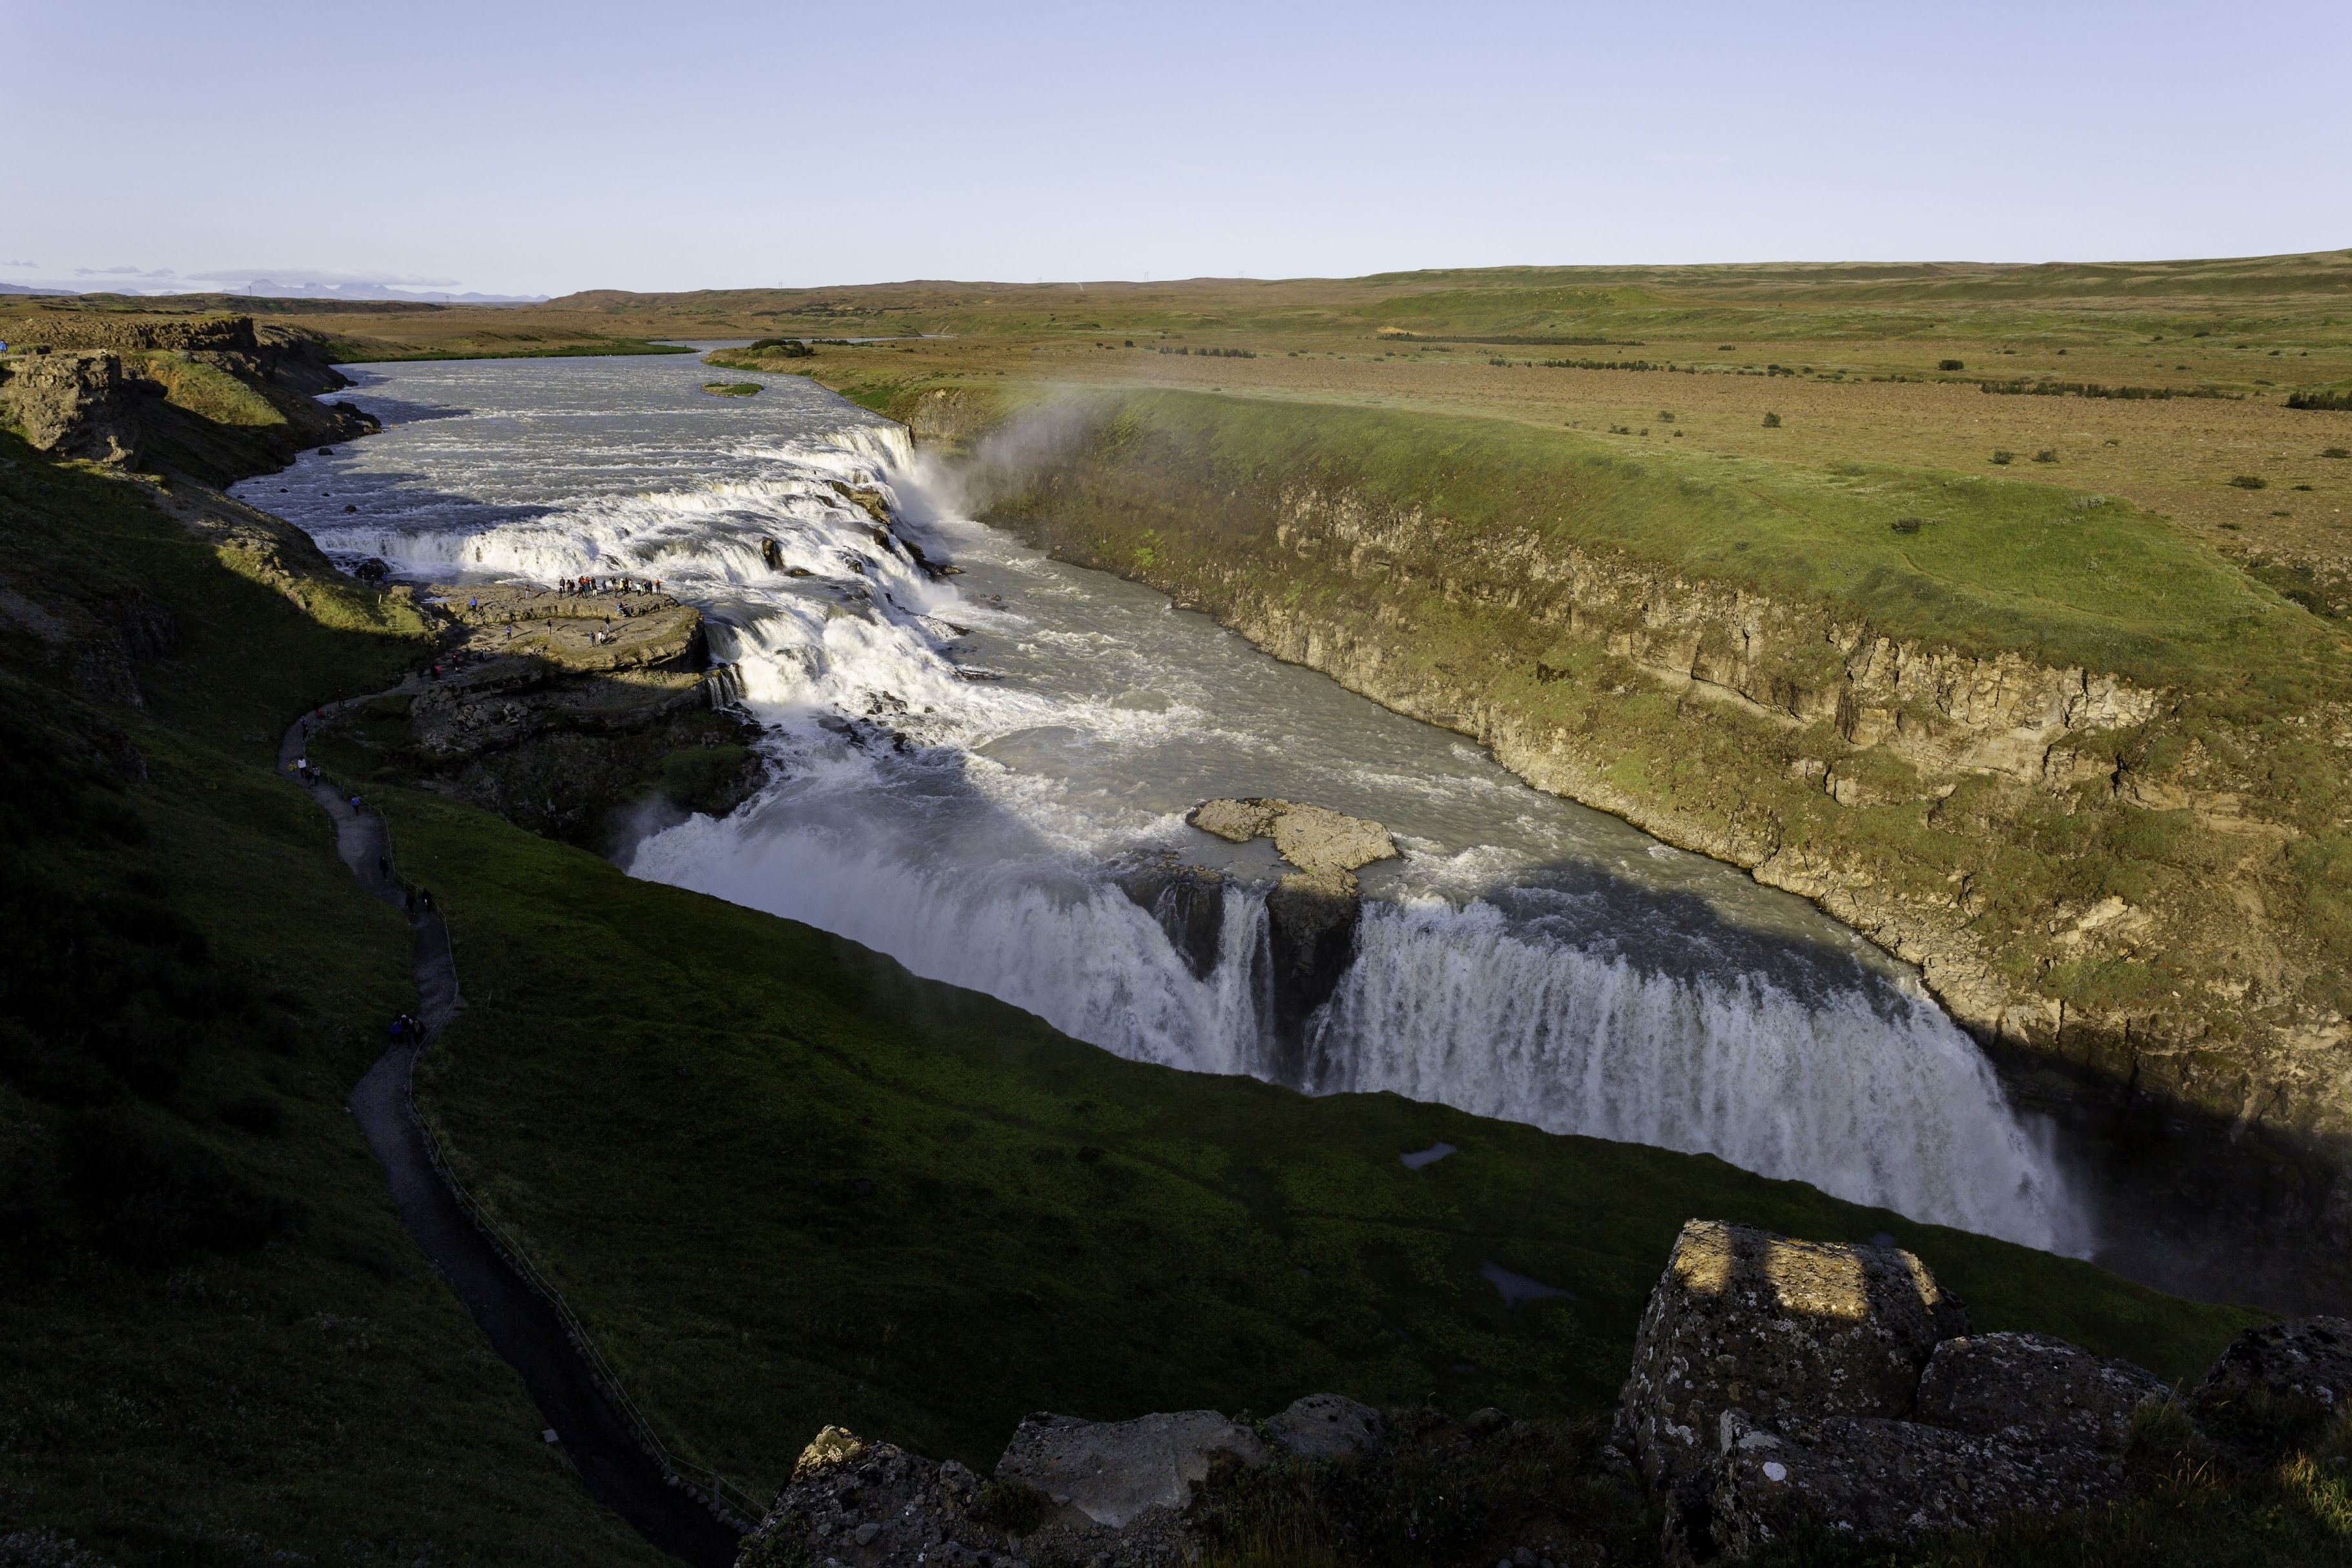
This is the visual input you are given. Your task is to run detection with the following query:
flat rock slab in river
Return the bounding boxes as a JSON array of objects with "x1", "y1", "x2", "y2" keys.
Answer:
[{"x1": 1186, "y1": 797, "x2": 1398, "y2": 878}]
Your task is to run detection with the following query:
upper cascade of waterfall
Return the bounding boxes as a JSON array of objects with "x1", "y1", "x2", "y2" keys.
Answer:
[{"x1": 240, "y1": 352, "x2": 2086, "y2": 1257}]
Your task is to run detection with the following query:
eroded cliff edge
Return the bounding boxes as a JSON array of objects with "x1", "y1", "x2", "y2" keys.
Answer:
[{"x1": 918, "y1": 387, "x2": 2352, "y2": 1299}]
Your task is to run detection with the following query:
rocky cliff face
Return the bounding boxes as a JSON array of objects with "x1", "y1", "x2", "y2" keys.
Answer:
[
  {"x1": 960, "y1": 395, "x2": 2352, "y2": 1309},
  {"x1": 315, "y1": 581, "x2": 764, "y2": 847},
  {"x1": 0, "y1": 316, "x2": 377, "y2": 483}
]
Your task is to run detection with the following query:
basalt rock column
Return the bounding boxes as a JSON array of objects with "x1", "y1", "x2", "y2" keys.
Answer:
[{"x1": 1187, "y1": 797, "x2": 1398, "y2": 1077}]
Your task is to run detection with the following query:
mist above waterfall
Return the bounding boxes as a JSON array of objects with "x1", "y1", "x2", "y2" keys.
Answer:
[{"x1": 247, "y1": 352, "x2": 2083, "y2": 1255}]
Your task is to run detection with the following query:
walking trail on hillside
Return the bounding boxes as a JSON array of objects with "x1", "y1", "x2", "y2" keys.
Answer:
[{"x1": 278, "y1": 691, "x2": 741, "y2": 1568}]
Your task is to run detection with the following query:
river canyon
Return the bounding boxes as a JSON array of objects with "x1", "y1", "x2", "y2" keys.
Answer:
[{"x1": 242, "y1": 350, "x2": 2262, "y2": 1294}]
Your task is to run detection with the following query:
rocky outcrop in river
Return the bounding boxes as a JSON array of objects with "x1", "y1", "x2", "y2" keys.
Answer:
[
  {"x1": 1111, "y1": 798, "x2": 1401, "y2": 1063},
  {"x1": 316, "y1": 580, "x2": 765, "y2": 845}
]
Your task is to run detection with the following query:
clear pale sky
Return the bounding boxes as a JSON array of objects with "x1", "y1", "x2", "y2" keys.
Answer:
[{"x1": 10, "y1": 0, "x2": 2347, "y2": 297}]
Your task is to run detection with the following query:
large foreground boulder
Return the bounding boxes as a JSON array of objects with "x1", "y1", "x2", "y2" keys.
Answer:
[
  {"x1": 1618, "y1": 1221, "x2": 2189, "y2": 1560},
  {"x1": 995, "y1": 1410, "x2": 1268, "y2": 1531},
  {"x1": 738, "y1": 1396, "x2": 1376, "y2": 1568},
  {"x1": 1264, "y1": 1394, "x2": 1385, "y2": 1461},
  {"x1": 2187, "y1": 1315, "x2": 2352, "y2": 1461},
  {"x1": 1707, "y1": 1410, "x2": 2135, "y2": 1557},
  {"x1": 1616, "y1": 1219, "x2": 1968, "y2": 1492},
  {"x1": 1915, "y1": 1332, "x2": 2169, "y2": 1451},
  {"x1": 738, "y1": 1425, "x2": 1006, "y2": 1568}
]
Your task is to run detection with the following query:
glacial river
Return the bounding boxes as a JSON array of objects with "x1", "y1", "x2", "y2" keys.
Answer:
[{"x1": 244, "y1": 351, "x2": 2082, "y2": 1255}]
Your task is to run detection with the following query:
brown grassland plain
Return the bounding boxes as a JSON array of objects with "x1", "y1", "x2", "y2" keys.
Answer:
[{"x1": 15, "y1": 249, "x2": 2352, "y2": 581}]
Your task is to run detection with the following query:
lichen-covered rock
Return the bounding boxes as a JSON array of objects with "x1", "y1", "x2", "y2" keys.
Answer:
[
  {"x1": 995, "y1": 1410, "x2": 1268, "y2": 1529},
  {"x1": 1915, "y1": 1332, "x2": 2167, "y2": 1452},
  {"x1": 734, "y1": 1425, "x2": 1009, "y2": 1568},
  {"x1": 1616, "y1": 1220, "x2": 1968, "y2": 1492},
  {"x1": 1265, "y1": 1394, "x2": 1385, "y2": 1461},
  {"x1": 1266, "y1": 803, "x2": 1397, "y2": 877},
  {"x1": 2188, "y1": 1315, "x2": 2352, "y2": 1460},
  {"x1": 737, "y1": 1405, "x2": 1341, "y2": 1568},
  {"x1": 1708, "y1": 1410, "x2": 2134, "y2": 1558},
  {"x1": 1187, "y1": 796, "x2": 1283, "y2": 845}
]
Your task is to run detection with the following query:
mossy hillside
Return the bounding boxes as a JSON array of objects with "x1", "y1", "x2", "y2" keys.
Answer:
[
  {"x1": 131, "y1": 349, "x2": 285, "y2": 428},
  {"x1": 0, "y1": 438, "x2": 666, "y2": 1563},
  {"x1": 696, "y1": 353, "x2": 1027, "y2": 450},
  {"x1": 377, "y1": 780, "x2": 2256, "y2": 1507},
  {"x1": 0, "y1": 444, "x2": 429, "y2": 763}
]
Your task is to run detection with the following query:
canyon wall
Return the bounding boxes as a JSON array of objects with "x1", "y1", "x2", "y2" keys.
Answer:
[{"x1": 938, "y1": 389, "x2": 2352, "y2": 1295}]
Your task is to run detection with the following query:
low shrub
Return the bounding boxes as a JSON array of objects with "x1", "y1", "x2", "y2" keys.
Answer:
[
  {"x1": 2323, "y1": 446, "x2": 2350, "y2": 459},
  {"x1": 2285, "y1": 389, "x2": 2352, "y2": 411},
  {"x1": 1991, "y1": 449, "x2": 2015, "y2": 465},
  {"x1": 1938, "y1": 358, "x2": 1965, "y2": 371},
  {"x1": 1761, "y1": 411, "x2": 1782, "y2": 428},
  {"x1": 974, "y1": 1480, "x2": 1048, "y2": 1536},
  {"x1": 2229, "y1": 475, "x2": 2269, "y2": 490},
  {"x1": 2033, "y1": 449, "x2": 2059, "y2": 464}
]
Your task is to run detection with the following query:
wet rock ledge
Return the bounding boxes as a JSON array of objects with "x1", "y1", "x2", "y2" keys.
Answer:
[
  {"x1": 1113, "y1": 798, "x2": 1397, "y2": 1065},
  {"x1": 1190, "y1": 797, "x2": 1396, "y2": 1056}
]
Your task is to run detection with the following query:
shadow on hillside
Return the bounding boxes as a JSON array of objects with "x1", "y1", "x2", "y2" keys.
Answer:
[{"x1": 1981, "y1": 1036, "x2": 2352, "y2": 1318}]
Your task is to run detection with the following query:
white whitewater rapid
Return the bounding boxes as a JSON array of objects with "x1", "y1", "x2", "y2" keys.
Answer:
[{"x1": 247, "y1": 351, "x2": 2083, "y2": 1253}]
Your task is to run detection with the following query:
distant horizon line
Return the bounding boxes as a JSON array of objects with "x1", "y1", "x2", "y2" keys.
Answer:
[{"x1": 8, "y1": 245, "x2": 2347, "y2": 307}]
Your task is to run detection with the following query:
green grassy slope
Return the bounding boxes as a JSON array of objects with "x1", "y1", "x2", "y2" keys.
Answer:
[
  {"x1": 0, "y1": 426, "x2": 2299, "y2": 1563},
  {"x1": 0, "y1": 438, "x2": 670, "y2": 1564},
  {"x1": 1064, "y1": 390, "x2": 2342, "y2": 697},
  {"x1": 373, "y1": 783, "x2": 2258, "y2": 1504}
]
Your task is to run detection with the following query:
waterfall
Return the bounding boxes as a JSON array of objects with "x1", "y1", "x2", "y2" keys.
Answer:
[{"x1": 254, "y1": 355, "x2": 2083, "y2": 1256}]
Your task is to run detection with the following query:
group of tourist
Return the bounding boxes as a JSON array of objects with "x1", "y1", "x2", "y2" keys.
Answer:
[{"x1": 561, "y1": 575, "x2": 660, "y2": 595}]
